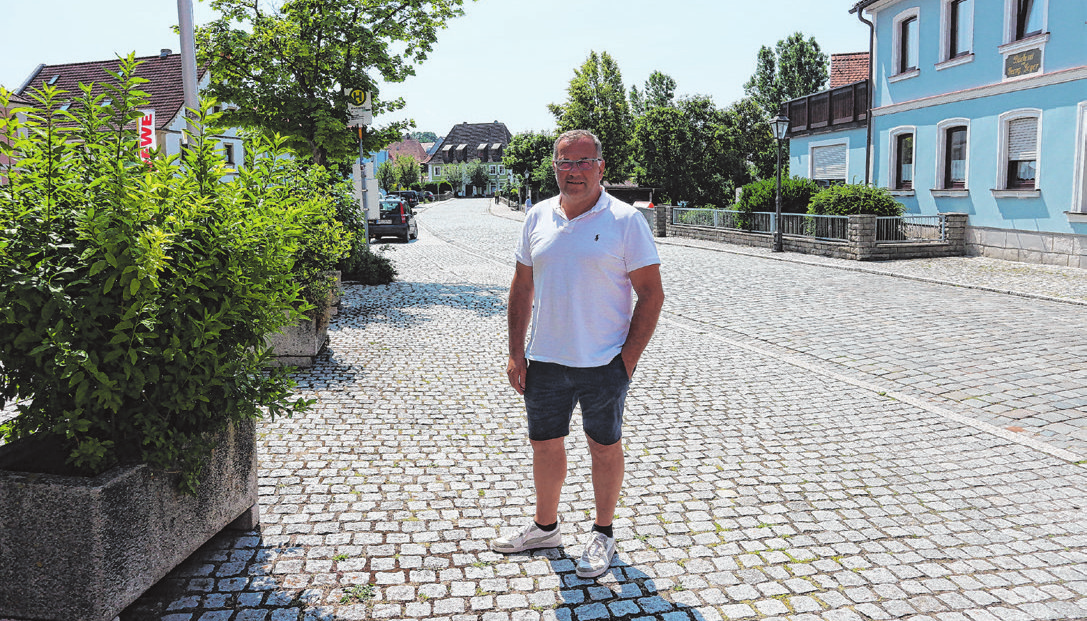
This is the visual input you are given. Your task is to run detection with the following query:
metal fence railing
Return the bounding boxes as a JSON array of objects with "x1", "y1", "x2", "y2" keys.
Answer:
[
  {"x1": 779, "y1": 213, "x2": 849, "y2": 241},
  {"x1": 672, "y1": 208, "x2": 772, "y2": 232},
  {"x1": 877, "y1": 215, "x2": 947, "y2": 242}
]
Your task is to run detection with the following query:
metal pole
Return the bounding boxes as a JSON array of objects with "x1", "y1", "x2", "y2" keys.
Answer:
[
  {"x1": 773, "y1": 137, "x2": 783, "y2": 252},
  {"x1": 177, "y1": 0, "x2": 199, "y2": 136},
  {"x1": 360, "y1": 133, "x2": 370, "y2": 247}
]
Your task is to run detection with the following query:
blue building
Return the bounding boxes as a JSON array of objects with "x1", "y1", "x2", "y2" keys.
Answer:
[{"x1": 786, "y1": 0, "x2": 1087, "y2": 267}]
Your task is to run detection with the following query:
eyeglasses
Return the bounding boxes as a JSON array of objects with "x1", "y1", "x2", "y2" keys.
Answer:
[{"x1": 554, "y1": 158, "x2": 602, "y2": 171}]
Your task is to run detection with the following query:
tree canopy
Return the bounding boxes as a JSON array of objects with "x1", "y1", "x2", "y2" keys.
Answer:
[
  {"x1": 195, "y1": 0, "x2": 471, "y2": 167},
  {"x1": 548, "y1": 51, "x2": 634, "y2": 183},
  {"x1": 630, "y1": 71, "x2": 677, "y2": 118},
  {"x1": 743, "y1": 32, "x2": 828, "y2": 118},
  {"x1": 502, "y1": 130, "x2": 557, "y2": 199}
]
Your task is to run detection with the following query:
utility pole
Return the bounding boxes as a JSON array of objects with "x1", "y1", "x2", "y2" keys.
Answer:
[{"x1": 177, "y1": 0, "x2": 199, "y2": 136}]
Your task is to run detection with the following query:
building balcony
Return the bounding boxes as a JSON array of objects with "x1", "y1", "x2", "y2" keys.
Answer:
[{"x1": 783, "y1": 80, "x2": 869, "y2": 138}]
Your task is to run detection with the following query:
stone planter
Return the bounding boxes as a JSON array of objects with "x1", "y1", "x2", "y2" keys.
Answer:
[
  {"x1": 266, "y1": 270, "x2": 340, "y2": 368},
  {"x1": 0, "y1": 420, "x2": 259, "y2": 621}
]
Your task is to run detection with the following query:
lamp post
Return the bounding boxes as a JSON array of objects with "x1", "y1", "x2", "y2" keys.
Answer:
[{"x1": 770, "y1": 114, "x2": 790, "y2": 253}]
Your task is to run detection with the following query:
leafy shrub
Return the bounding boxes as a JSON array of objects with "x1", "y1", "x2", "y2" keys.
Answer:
[
  {"x1": 0, "y1": 57, "x2": 316, "y2": 492},
  {"x1": 735, "y1": 176, "x2": 821, "y2": 215},
  {"x1": 346, "y1": 246, "x2": 398, "y2": 285},
  {"x1": 807, "y1": 183, "x2": 904, "y2": 217}
]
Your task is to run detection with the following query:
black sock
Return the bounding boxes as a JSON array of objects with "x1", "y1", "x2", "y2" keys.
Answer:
[
  {"x1": 592, "y1": 523, "x2": 613, "y2": 538},
  {"x1": 535, "y1": 520, "x2": 558, "y2": 532}
]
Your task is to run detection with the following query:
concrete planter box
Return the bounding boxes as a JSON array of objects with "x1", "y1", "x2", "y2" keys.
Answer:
[
  {"x1": 266, "y1": 271, "x2": 340, "y2": 368},
  {"x1": 0, "y1": 420, "x2": 259, "y2": 621}
]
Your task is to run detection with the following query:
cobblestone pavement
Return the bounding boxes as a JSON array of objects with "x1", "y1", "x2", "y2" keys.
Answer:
[{"x1": 108, "y1": 197, "x2": 1086, "y2": 620}]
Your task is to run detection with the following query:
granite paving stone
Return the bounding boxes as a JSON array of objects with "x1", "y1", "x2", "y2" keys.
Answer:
[{"x1": 102, "y1": 199, "x2": 1087, "y2": 620}]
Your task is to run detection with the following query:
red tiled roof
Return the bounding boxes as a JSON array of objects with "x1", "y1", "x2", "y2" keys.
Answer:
[
  {"x1": 386, "y1": 137, "x2": 429, "y2": 162},
  {"x1": 829, "y1": 52, "x2": 870, "y2": 88},
  {"x1": 18, "y1": 53, "x2": 206, "y2": 130}
]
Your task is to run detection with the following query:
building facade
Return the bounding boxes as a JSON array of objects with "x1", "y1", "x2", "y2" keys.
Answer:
[
  {"x1": 788, "y1": 0, "x2": 1087, "y2": 267},
  {"x1": 426, "y1": 121, "x2": 512, "y2": 196},
  {"x1": 16, "y1": 51, "x2": 244, "y2": 173}
]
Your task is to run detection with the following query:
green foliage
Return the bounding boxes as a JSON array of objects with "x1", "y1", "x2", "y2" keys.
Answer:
[
  {"x1": 394, "y1": 155, "x2": 421, "y2": 189},
  {"x1": 630, "y1": 71, "x2": 677, "y2": 118},
  {"x1": 376, "y1": 159, "x2": 398, "y2": 192},
  {"x1": 635, "y1": 96, "x2": 744, "y2": 208},
  {"x1": 744, "y1": 32, "x2": 828, "y2": 117},
  {"x1": 548, "y1": 51, "x2": 634, "y2": 183},
  {"x1": 723, "y1": 97, "x2": 778, "y2": 182},
  {"x1": 503, "y1": 131, "x2": 557, "y2": 199},
  {"x1": 735, "y1": 176, "x2": 821, "y2": 215},
  {"x1": 344, "y1": 246, "x2": 398, "y2": 285},
  {"x1": 195, "y1": 0, "x2": 472, "y2": 167},
  {"x1": 465, "y1": 160, "x2": 489, "y2": 189},
  {"x1": 410, "y1": 131, "x2": 438, "y2": 143},
  {"x1": 0, "y1": 58, "x2": 315, "y2": 493},
  {"x1": 807, "y1": 184, "x2": 904, "y2": 217}
]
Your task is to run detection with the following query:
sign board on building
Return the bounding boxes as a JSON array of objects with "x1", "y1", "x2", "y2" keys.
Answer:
[
  {"x1": 138, "y1": 110, "x2": 155, "y2": 161},
  {"x1": 1005, "y1": 48, "x2": 1042, "y2": 79}
]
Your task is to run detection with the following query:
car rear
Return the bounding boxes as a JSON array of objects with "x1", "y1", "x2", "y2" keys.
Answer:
[{"x1": 369, "y1": 199, "x2": 411, "y2": 241}]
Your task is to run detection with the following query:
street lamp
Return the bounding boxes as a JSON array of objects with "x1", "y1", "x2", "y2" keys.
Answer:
[{"x1": 770, "y1": 114, "x2": 790, "y2": 253}]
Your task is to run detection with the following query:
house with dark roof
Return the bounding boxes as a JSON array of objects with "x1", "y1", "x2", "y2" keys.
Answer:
[
  {"x1": 427, "y1": 121, "x2": 512, "y2": 196},
  {"x1": 15, "y1": 50, "x2": 243, "y2": 170}
]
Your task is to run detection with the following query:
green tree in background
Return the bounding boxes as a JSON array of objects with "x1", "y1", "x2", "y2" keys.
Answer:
[
  {"x1": 465, "y1": 160, "x2": 489, "y2": 191},
  {"x1": 723, "y1": 97, "x2": 779, "y2": 182},
  {"x1": 376, "y1": 159, "x2": 398, "y2": 192},
  {"x1": 548, "y1": 51, "x2": 634, "y2": 183},
  {"x1": 410, "y1": 131, "x2": 439, "y2": 143},
  {"x1": 743, "y1": 32, "x2": 828, "y2": 118},
  {"x1": 503, "y1": 131, "x2": 557, "y2": 200},
  {"x1": 630, "y1": 70, "x2": 677, "y2": 118},
  {"x1": 394, "y1": 155, "x2": 420, "y2": 189},
  {"x1": 195, "y1": 0, "x2": 471, "y2": 167}
]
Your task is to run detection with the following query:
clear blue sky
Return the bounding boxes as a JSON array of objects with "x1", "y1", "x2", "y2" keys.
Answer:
[{"x1": 0, "y1": 0, "x2": 870, "y2": 136}]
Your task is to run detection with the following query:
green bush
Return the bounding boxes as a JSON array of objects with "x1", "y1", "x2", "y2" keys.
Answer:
[
  {"x1": 346, "y1": 246, "x2": 398, "y2": 285},
  {"x1": 0, "y1": 57, "x2": 316, "y2": 493},
  {"x1": 807, "y1": 183, "x2": 904, "y2": 217},
  {"x1": 735, "y1": 176, "x2": 821, "y2": 215}
]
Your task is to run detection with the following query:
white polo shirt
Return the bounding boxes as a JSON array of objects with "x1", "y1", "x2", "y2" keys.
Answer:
[{"x1": 515, "y1": 190, "x2": 660, "y2": 368}]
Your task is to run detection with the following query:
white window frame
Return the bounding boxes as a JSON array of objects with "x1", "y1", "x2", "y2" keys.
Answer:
[
  {"x1": 888, "y1": 126, "x2": 917, "y2": 195},
  {"x1": 1003, "y1": 0, "x2": 1048, "y2": 45},
  {"x1": 1071, "y1": 101, "x2": 1087, "y2": 216},
  {"x1": 934, "y1": 118, "x2": 970, "y2": 192},
  {"x1": 937, "y1": 0, "x2": 974, "y2": 70},
  {"x1": 489, "y1": 164, "x2": 497, "y2": 175},
  {"x1": 891, "y1": 7, "x2": 921, "y2": 82},
  {"x1": 994, "y1": 108, "x2": 1042, "y2": 196},
  {"x1": 807, "y1": 137, "x2": 850, "y2": 184},
  {"x1": 433, "y1": 165, "x2": 442, "y2": 177}
]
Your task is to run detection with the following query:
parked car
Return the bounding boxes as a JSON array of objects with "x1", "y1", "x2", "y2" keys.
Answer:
[
  {"x1": 423, "y1": 191, "x2": 435, "y2": 202},
  {"x1": 389, "y1": 190, "x2": 420, "y2": 208},
  {"x1": 368, "y1": 198, "x2": 418, "y2": 242}
]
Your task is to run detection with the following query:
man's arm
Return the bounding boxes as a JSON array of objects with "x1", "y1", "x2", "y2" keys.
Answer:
[
  {"x1": 621, "y1": 263, "x2": 664, "y2": 378},
  {"x1": 506, "y1": 261, "x2": 534, "y2": 394}
]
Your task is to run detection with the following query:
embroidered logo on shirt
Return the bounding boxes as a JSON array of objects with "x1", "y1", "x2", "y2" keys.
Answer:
[{"x1": 594, "y1": 234, "x2": 599, "y2": 241}]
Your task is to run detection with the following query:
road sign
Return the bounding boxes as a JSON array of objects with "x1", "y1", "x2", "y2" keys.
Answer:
[
  {"x1": 349, "y1": 89, "x2": 371, "y2": 107},
  {"x1": 347, "y1": 89, "x2": 372, "y2": 128}
]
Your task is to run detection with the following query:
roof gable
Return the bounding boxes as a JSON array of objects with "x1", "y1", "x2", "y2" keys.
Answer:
[{"x1": 18, "y1": 53, "x2": 205, "y2": 130}]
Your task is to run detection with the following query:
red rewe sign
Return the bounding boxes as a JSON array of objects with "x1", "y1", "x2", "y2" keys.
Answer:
[{"x1": 138, "y1": 110, "x2": 155, "y2": 161}]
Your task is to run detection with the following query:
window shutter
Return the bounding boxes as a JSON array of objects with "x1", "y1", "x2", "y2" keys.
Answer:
[
  {"x1": 812, "y1": 145, "x2": 847, "y2": 179},
  {"x1": 1008, "y1": 117, "x2": 1037, "y2": 160}
]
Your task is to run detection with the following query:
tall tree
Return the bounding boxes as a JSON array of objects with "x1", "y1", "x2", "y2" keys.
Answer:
[
  {"x1": 466, "y1": 160, "x2": 489, "y2": 190},
  {"x1": 743, "y1": 32, "x2": 828, "y2": 118},
  {"x1": 630, "y1": 71, "x2": 676, "y2": 118},
  {"x1": 502, "y1": 131, "x2": 557, "y2": 199},
  {"x1": 548, "y1": 51, "x2": 634, "y2": 183},
  {"x1": 394, "y1": 155, "x2": 420, "y2": 188},
  {"x1": 195, "y1": 0, "x2": 471, "y2": 167},
  {"x1": 722, "y1": 97, "x2": 779, "y2": 182},
  {"x1": 376, "y1": 159, "x2": 398, "y2": 192}
]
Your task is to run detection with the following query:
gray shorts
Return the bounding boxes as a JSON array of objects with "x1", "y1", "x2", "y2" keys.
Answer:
[{"x1": 523, "y1": 354, "x2": 631, "y2": 445}]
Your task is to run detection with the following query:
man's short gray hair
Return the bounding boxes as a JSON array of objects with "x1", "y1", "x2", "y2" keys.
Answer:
[{"x1": 553, "y1": 130, "x2": 603, "y2": 160}]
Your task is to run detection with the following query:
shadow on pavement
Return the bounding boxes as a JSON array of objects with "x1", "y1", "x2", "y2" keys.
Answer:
[{"x1": 547, "y1": 555, "x2": 709, "y2": 620}]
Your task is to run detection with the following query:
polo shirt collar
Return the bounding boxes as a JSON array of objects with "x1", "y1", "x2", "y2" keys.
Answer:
[{"x1": 553, "y1": 187, "x2": 609, "y2": 223}]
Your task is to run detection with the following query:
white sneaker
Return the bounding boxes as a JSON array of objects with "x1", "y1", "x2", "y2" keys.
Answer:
[
  {"x1": 490, "y1": 521, "x2": 562, "y2": 554},
  {"x1": 576, "y1": 530, "x2": 616, "y2": 578}
]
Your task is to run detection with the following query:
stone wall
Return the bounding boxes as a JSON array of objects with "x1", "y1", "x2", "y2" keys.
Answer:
[{"x1": 967, "y1": 226, "x2": 1087, "y2": 268}]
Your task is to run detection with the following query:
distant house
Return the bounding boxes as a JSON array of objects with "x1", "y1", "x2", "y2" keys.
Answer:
[
  {"x1": 784, "y1": 0, "x2": 1087, "y2": 267},
  {"x1": 15, "y1": 50, "x2": 244, "y2": 171},
  {"x1": 427, "y1": 121, "x2": 512, "y2": 196}
]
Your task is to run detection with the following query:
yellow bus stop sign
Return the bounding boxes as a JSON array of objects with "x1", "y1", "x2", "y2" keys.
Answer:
[{"x1": 350, "y1": 89, "x2": 370, "y2": 107}]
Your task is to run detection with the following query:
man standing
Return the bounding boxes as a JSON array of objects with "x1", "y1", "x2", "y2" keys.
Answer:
[{"x1": 491, "y1": 130, "x2": 664, "y2": 579}]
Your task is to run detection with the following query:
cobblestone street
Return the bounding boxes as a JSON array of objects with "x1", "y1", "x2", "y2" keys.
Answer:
[{"x1": 120, "y1": 198, "x2": 1087, "y2": 621}]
